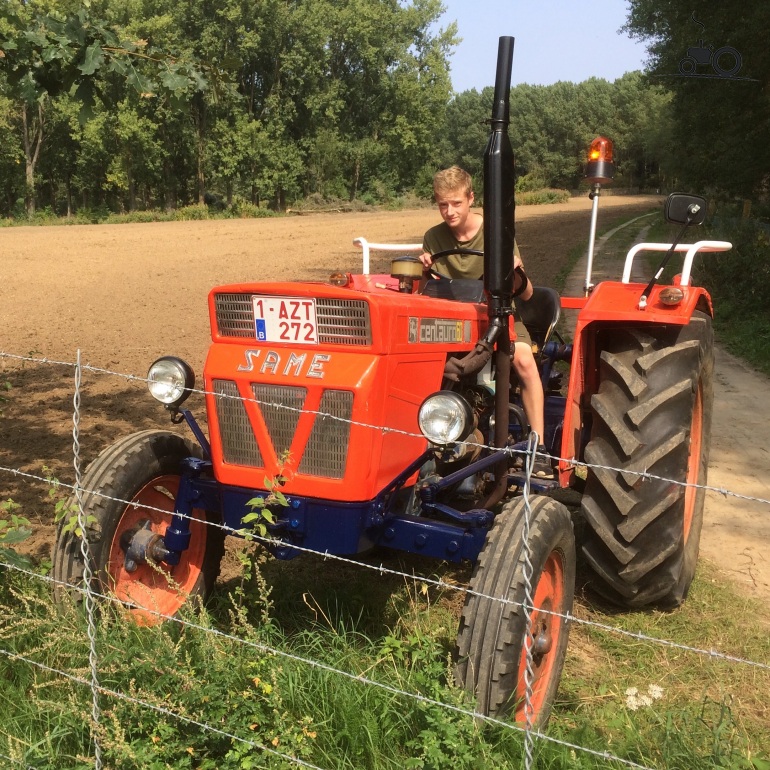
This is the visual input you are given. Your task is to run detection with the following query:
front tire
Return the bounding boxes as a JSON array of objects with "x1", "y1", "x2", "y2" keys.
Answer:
[
  {"x1": 580, "y1": 312, "x2": 714, "y2": 608},
  {"x1": 52, "y1": 430, "x2": 225, "y2": 624},
  {"x1": 456, "y1": 496, "x2": 575, "y2": 726}
]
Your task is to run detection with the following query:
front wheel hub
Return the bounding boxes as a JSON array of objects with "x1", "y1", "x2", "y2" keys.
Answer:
[
  {"x1": 119, "y1": 519, "x2": 171, "y2": 572},
  {"x1": 532, "y1": 625, "x2": 553, "y2": 662}
]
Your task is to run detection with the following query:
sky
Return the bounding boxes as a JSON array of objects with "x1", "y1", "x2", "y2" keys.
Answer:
[{"x1": 438, "y1": 1, "x2": 650, "y2": 92}]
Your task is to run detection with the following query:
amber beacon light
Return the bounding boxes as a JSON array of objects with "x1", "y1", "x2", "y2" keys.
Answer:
[
  {"x1": 583, "y1": 136, "x2": 615, "y2": 295},
  {"x1": 585, "y1": 136, "x2": 615, "y2": 184}
]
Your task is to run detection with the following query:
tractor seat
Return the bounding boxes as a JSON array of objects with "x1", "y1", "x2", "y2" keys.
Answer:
[{"x1": 517, "y1": 286, "x2": 562, "y2": 357}]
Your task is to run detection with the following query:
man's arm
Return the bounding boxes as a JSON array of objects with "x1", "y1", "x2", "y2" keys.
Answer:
[{"x1": 513, "y1": 250, "x2": 534, "y2": 301}]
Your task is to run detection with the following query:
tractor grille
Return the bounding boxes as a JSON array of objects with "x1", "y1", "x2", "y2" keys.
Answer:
[
  {"x1": 252, "y1": 384, "x2": 306, "y2": 460},
  {"x1": 213, "y1": 379, "x2": 264, "y2": 466},
  {"x1": 214, "y1": 293, "x2": 371, "y2": 345},
  {"x1": 214, "y1": 380, "x2": 353, "y2": 479},
  {"x1": 298, "y1": 390, "x2": 353, "y2": 479}
]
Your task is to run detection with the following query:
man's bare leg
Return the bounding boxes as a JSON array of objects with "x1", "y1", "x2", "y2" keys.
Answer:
[{"x1": 513, "y1": 341, "x2": 545, "y2": 439}]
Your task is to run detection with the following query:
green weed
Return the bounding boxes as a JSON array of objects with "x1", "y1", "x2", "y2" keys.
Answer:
[
  {"x1": 0, "y1": 498, "x2": 33, "y2": 570},
  {"x1": 44, "y1": 466, "x2": 95, "y2": 538},
  {"x1": 0, "y1": 552, "x2": 768, "y2": 768}
]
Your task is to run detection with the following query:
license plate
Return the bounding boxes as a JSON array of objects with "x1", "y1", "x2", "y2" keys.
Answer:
[{"x1": 252, "y1": 296, "x2": 318, "y2": 344}]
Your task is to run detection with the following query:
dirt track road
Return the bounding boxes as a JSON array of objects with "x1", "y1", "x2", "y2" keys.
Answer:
[{"x1": 1, "y1": 194, "x2": 768, "y2": 600}]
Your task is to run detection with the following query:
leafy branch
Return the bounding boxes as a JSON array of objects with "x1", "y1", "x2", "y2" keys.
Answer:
[
  {"x1": 45, "y1": 466, "x2": 95, "y2": 537},
  {"x1": 238, "y1": 453, "x2": 292, "y2": 540},
  {"x1": 0, "y1": 498, "x2": 33, "y2": 570}
]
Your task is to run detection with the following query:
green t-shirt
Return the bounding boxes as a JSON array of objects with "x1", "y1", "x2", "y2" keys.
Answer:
[
  {"x1": 422, "y1": 219, "x2": 521, "y2": 279},
  {"x1": 422, "y1": 219, "x2": 529, "y2": 342}
]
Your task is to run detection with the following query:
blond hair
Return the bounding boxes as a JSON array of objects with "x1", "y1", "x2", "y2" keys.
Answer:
[{"x1": 433, "y1": 166, "x2": 473, "y2": 200}]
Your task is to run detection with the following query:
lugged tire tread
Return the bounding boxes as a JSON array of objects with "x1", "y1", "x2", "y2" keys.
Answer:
[
  {"x1": 456, "y1": 497, "x2": 575, "y2": 724},
  {"x1": 627, "y1": 380, "x2": 691, "y2": 428},
  {"x1": 617, "y1": 487, "x2": 682, "y2": 540},
  {"x1": 618, "y1": 430, "x2": 687, "y2": 487},
  {"x1": 583, "y1": 442, "x2": 638, "y2": 515},
  {"x1": 599, "y1": 349, "x2": 648, "y2": 398},
  {"x1": 580, "y1": 312, "x2": 714, "y2": 609},
  {"x1": 591, "y1": 392, "x2": 642, "y2": 458},
  {"x1": 580, "y1": 495, "x2": 637, "y2": 564},
  {"x1": 636, "y1": 338, "x2": 701, "y2": 374}
]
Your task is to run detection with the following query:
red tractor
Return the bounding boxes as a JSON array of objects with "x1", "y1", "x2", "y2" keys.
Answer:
[{"x1": 53, "y1": 38, "x2": 730, "y2": 727}]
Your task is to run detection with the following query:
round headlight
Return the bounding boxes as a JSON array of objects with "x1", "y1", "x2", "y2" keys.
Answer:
[
  {"x1": 418, "y1": 391, "x2": 474, "y2": 445},
  {"x1": 147, "y1": 357, "x2": 195, "y2": 407}
]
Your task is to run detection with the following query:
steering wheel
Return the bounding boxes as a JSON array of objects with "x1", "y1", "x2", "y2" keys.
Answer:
[{"x1": 421, "y1": 247, "x2": 484, "y2": 286}]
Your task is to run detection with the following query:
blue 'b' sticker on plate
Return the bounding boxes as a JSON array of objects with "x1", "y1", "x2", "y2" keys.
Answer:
[{"x1": 255, "y1": 319, "x2": 267, "y2": 341}]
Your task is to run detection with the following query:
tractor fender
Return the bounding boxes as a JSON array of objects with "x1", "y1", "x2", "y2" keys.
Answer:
[{"x1": 558, "y1": 282, "x2": 712, "y2": 481}]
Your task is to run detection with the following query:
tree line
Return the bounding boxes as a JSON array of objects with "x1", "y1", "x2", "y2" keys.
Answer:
[
  {"x1": 1, "y1": 0, "x2": 764, "y2": 220},
  {"x1": 625, "y1": 1, "x2": 770, "y2": 201}
]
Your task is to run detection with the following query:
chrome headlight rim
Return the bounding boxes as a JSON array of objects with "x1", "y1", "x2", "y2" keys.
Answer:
[
  {"x1": 418, "y1": 390, "x2": 474, "y2": 446},
  {"x1": 147, "y1": 356, "x2": 195, "y2": 408}
]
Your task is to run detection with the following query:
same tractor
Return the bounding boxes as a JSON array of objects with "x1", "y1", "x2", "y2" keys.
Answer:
[{"x1": 53, "y1": 37, "x2": 731, "y2": 726}]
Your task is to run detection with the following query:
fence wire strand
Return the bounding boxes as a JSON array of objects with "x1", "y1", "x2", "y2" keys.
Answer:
[
  {"x1": 1, "y1": 462, "x2": 769, "y2": 673},
  {"x1": 2, "y1": 350, "x2": 769, "y2": 510},
  {"x1": 72, "y1": 350, "x2": 103, "y2": 770},
  {"x1": 0, "y1": 646, "x2": 329, "y2": 770},
  {"x1": 1, "y1": 349, "x2": 769, "y2": 770},
  {"x1": 521, "y1": 432, "x2": 538, "y2": 770},
  {"x1": 0, "y1": 615, "x2": 656, "y2": 770}
]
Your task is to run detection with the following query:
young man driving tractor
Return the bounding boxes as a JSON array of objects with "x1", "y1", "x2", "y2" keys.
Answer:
[{"x1": 420, "y1": 165, "x2": 552, "y2": 477}]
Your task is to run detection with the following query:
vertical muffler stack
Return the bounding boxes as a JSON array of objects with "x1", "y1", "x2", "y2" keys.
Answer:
[{"x1": 481, "y1": 36, "x2": 516, "y2": 508}]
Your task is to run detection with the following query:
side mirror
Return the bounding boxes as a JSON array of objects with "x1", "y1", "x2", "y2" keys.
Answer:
[{"x1": 664, "y1": 193, "x2": 707, "y2": 226}]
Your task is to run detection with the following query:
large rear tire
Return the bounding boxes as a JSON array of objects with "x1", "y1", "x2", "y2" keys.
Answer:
[
  {"x1": 580, "y1": 312, "x2": 714, "y2": 608},
  {"x1": 456, "y1": 496, "x2": 575, "y2": 726},
  {"x1": 52, "y1": 430, "x2": 225, "y2": 625}
]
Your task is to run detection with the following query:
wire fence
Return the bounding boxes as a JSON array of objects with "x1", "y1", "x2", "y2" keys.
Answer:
[{"x1": 0, "y1": 349, "x2": 768, "y2": 770}]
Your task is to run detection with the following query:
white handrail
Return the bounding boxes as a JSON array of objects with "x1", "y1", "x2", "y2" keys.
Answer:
[
  {"x1": 353, "y1": 237, "x2": 422, "y2": 275},
  {"x1": 621, "y1": 240, "x2": 732, "y2": 285}
]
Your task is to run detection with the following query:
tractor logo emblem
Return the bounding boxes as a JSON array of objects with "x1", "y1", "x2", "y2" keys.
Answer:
[
  {"x1": 408, "y1": 317, "x2": 471, "y2": 344},
  {"x1": 236, "y1": 348, "x2": 330, "y2": 378},
  {"x1": 677, "y1": 13, "x2": 754, "y2": 81}
]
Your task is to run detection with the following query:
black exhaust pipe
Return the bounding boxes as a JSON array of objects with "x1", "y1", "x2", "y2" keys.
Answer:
[
  {"x1": 483, "y1": 36, "x2": 515, "y2": 316},
  {"x1": 480, "y1": 36, "x2": 516, "y2": 511}
]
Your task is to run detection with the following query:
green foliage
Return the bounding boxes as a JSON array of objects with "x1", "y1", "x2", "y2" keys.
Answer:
[
  {"x1": 172, "y1": 203, "x2": 209, "y2": 221},
  {"x1": 517, "y1": 188, "x2": 571, "y2": 205},
  {"x1": 0, "y1": 0, "x2": 684, "y2": 218},
  {"x1": 0, "y1": 3, "x2": 209, "y2": 216},
  {"x1": 693, "y1": 217, "x2": 770, "y2": 374},
  {"x1": 0, "y1": 499, "x2": 33, "y2": 570},
  {"x1": 0, "y1": 6, "x2": 206, "y2": 108},
  {"x1": 1, "y1": 550, "x2": 769, "y2": 767},
  {"x1": 0, "y1": 0, "x2": 456, "y2": 217},
  {"x1": 228, "y1": 198, "x2": 278, "y2": 219},
  {"x1": 239, "y1": 458, "x2": 291, "y2": 541},
  {"x1": 443, "y1": 73, "x2": 672, "y2": 192},
  {"x1": 625, "y1": 2, "x2": 770, "y2": 197},
  {"x1": 45, "y1": 465, "x2": 95, "y2": 538}
]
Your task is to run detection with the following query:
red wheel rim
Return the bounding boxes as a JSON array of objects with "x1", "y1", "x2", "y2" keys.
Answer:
[
  {"x1": 515, "y1": 550, "x2": 566, "y2": 723},
  {"x1": 107, "y1": 475, "x2": 208, "y2": 625},
  {"x1": 683, "y1": 383, "x2": 704, "y2": 542}
]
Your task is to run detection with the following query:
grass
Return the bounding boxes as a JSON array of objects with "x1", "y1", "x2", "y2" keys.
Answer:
[{"x1": 1, "y1": 544, "x2": 768, "y2": 769}]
